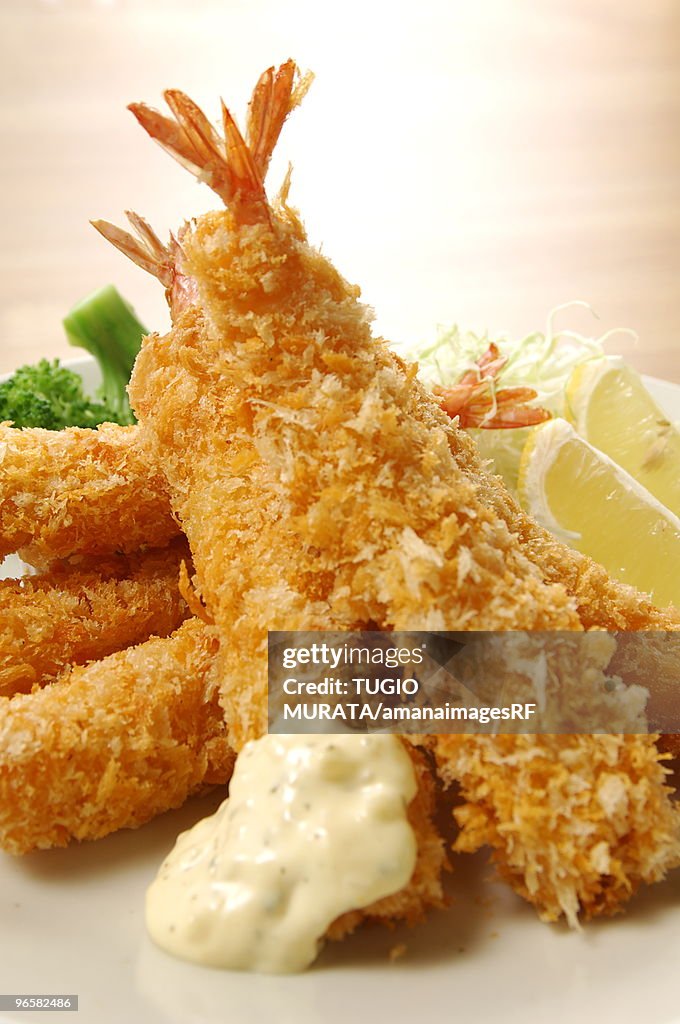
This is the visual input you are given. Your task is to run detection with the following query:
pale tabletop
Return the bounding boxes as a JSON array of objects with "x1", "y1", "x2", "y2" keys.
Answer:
[{"x1": 1, "y1": 0, "x2": 679, "y2": 382}]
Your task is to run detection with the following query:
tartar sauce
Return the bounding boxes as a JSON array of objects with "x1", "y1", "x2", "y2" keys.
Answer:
[{"x1": 145, "y1": 734, "x2": 417, "y2": 973}]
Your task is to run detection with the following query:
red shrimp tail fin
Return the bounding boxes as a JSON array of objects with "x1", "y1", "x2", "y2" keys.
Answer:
[
  {"x1": 129, "y1": 90, "x2": 263, "y2": 222},
  {"x1": 246, "y1": 60, "x2": 313, "y2": 179},
  {"x1": 91, "y1": 212, "x2": 196, "y2": 318},
  {"x1": 128, "y1": 62, "x2": 310, "y2": 224},
  {"x1": 91, "y1": 212, "x2": 174, "y2": 288}
]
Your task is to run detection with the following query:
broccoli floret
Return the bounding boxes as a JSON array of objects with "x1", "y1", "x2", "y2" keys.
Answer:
[
  {"x1": 0, "y1": 285, "x2": 147, "y2": 431},
  {"x1": 63, "y1": 285, "x2": 148, "y2": 425},
  {"x1": 0, "y1": 359, "x2": 124, "y2": 429}
]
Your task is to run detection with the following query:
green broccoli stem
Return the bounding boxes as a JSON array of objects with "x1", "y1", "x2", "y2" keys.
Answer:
[{"x1": 63, "y1": 285, "x2": 147, "y2": 425}]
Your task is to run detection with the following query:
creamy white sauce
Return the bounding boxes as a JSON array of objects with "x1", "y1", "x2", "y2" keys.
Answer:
[{"x1": 145, "y1": 734, "x2": 417, "y2": 973}]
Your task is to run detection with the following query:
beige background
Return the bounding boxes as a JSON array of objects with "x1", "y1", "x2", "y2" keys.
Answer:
[{"x1": 0, "y1": 0, "x2": 679, "y2": 381}]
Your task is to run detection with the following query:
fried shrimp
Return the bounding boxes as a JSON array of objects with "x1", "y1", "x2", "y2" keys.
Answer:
[
  {"x1": 110, "y1": 62, "x2": 680, "y2": 925},
  {"x1": 0, "y1": 421, "x2": 179, "y2": 568},
  {"x1": 434, "y1": 734, "x2": 680, "y2": 925},
  {"x1": 0, "y1": 618, "x2": 234, "y2": 855},
  {"x1": 125, "y1": 66, "x2": 578, "y2": 749},
  {"x1": 0, "y1": 540, "x2": 190, "y2": 698}
]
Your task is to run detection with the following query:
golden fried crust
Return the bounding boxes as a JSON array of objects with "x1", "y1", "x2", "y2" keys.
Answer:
[
  {"x1": 328, "y1": 745, "x2": 447, "y2": 940},
  {"x1": 127, "y1": 182, "x2": 680, "y2": 934},
  {"x1": 129, "y1": 212, "x2": 580, "y2": 750},
  {"x1": 0, "y1": 618, "x2": 234, "y2": 855},
  {"x1": 0, "y1": 541, "x2": 190, "y2": 697},
  {"x1": 0, "y1": 422, "x2": 179, "y2": 567},
  {"x1": 434, "y1": 733, "x2": 680, "y2": 925}
]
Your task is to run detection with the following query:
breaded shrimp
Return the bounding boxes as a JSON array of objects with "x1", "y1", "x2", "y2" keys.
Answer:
[
  {"x1": 126, "y1": 67, "x2": 579, "y2": 750},
  {"x1": 13, "y1": 224, "x2": 680, "y2": 639},
  {"x1": 434, "y1": 734, "x2": 680, "y2": 925},
  {"x1": 117, "y1": 64, "x2": 680, "y2": 925},
  {"x1": 95, "y1": 216, "x2": 680, "y2": 730},
  {"x1": 0, "y1": 421, "x2": 178, "y2": 568},
  {"x1": 4, "y1": 395, "x2": 674, "y2": 627},
  {"x1": 0, "y1": 618, "x2": 233, "y2": 855},
  {"x1": 0, "y1": 540, "x2": 190, "y2": 698}
]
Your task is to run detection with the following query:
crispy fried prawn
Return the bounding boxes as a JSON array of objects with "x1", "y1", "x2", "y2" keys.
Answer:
[
  {"x1": 0, "y1": 422, "x2": 178, "y2": 567},
  {"x1": 0, "y1": 618, "x2": 233, "y2": 855},
  {"x1": 126, "y1": 65, "x2": 578, "y2": 744},
  {"x1": 0, "y1": 539, "x2": 190, "y2": 697},
  {"x1": 110, "y1": 62, "x2": 680, "y2": 924}
]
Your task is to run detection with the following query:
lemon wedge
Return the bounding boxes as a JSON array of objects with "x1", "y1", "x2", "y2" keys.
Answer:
[
  {"x1": 566, "y1": 356, "x2": 680, "y2": 517},
  {"x1": 518, "y1": 418, "x2": 680, "y2": 608}
]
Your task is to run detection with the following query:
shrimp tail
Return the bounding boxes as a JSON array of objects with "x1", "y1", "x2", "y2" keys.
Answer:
[
  {"x1": 128, "y1": 60, "x2": 311, "y2": 224},
  {"x1": 246, "y1": 59, "x2": 314, "y2": 179},
  {"x1": 91, "y1": 212, "x2": 174, "y2": 287},
  {"x1": 91, "y1": 212, "x2": 197, "y2": 319},
  {"x1": 128, "y1": 90, "x2": 263, "y2": 222}
]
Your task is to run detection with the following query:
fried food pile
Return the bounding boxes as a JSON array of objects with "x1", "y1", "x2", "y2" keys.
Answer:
[
  {"x1": 0, "y1": 446, "x2": 233, "y2": 852},
  {"x1": 0, "y1": 61, "x2": 679, "y2": 950}
]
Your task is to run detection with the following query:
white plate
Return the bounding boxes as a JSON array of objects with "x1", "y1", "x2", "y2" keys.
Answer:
[{"x1": 1, "y1": 359, "x2": 679, "y2": 1024}]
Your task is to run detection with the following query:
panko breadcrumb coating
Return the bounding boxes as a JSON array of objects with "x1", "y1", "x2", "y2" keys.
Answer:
[
  {"x1": 0, "y1": 421, "x2": 179, "y2": 568},
  {"x1": 0, "y1": 618, "x2": 233, "y2": 854},
  {"x1": 0, "y1": 540, "x2": 189, "y2": 697},
  {"x1": 434, "y1": 733, "x2": 680, "y2": 925},
  {"x1": 121, "y1": 64, "x2": 679, "y2": 927},
  {"x1": 6, "y1": 398, "x2": 675, "y2": 630},
  {"x1": 127, "y1": 75, "x2": 579, "y2": 752}
]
